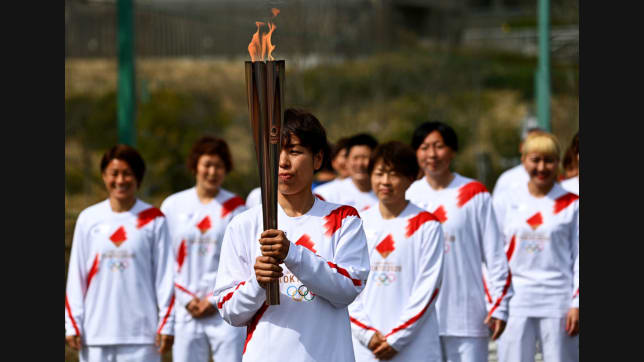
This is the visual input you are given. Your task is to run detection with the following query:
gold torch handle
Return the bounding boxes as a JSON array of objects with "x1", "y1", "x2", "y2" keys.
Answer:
[{"x1": 246, "y1": 60, "x2": 285, "y2": 306}]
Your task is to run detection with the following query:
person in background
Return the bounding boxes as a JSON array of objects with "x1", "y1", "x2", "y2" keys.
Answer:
[
  {"x1": 493, "y1": 127, "x2": 544, "y2": 202},
  {"x1": 493, "y1": 132, "x2": 579, "y2": 362},
  {"x1": 245, "y1": 186, "x2": 261, "y2": 209},
  {"x1": 213, "y1": 108, "x2": 370, "y2": 362},
  {"x1": 312, "y1": 140, "x2": 337, "y2": 190},
  {"x1": 65, "y1": 145, "x2": 174, "y2": 362},
  {"x1": 160, "y1": 136, "x2": 247, "y2": 362},
  {"x1": 349, "y1": 141, "x2": 445, "y2": 361},
  {"x1": 406, "y1": 121, "x2": 513, "y2": 362},
  {"x1": 312, "y1": 137, "x2": 350, "y2": 200},
  {"x1": 561, "y1": 132, "x2": 579, "y2": 195},
  {"x1": 314, "y1": 133, "x2": 379, "y2": 212}
]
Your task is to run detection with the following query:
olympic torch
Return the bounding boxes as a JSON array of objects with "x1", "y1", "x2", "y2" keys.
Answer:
[{"x1": 245, "y1": 10, "x2": 283, "y2": 305}]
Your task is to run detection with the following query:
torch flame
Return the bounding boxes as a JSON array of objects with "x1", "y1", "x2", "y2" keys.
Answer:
[{"x1": 247, "y1": 8, "x2": 280, "y2": 62}]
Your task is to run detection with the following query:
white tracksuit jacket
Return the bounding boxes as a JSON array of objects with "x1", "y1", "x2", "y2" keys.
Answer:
[
  {"x1": 65, "y1": 199, "x2": 175, "y2": 345},
  {"x1": 313, "y1": 178, "x2": 378, "y2": 212},
  {"x1": 406, "y1": 173, "x2": 513, "y2": 337},
  {"x1": 492, "y1": 164, "x2": 529, "y2": 201},
  {"x1": 561, "y1": 176, "x2": 579, "y2": 196},
  {"x1": 213, "y1": 198, "x2": 371, "y2": 362},
  {"x1": 349, "y1": 202, "x2": 445, "y2": 361},
  {"x1": 492, "y1": 182, "x2": 579, "y2": 317},
  {"x1": 160, "y1": 187, "x2": 247, "y2": 316}
]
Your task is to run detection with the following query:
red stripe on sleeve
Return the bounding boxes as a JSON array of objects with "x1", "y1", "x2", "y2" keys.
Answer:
[
  {"x1": 486, "y1": 270, "x2": 512, "y2": 319},
  {"x1": 222, "y1": 196, "x2": 245, "y2": 218},
  {"x1": 65, "y1": 294, "x2": 81, "y2": 336},
  {"x1": 217, "y1": 281, "x2": 246, "y2": 309},
  {"x1": 482, "y1": 276, "x2": 493, "y2": 304},
  {"x1": 176, "y1": 240, "x2": 187, "y2": 273},
  {"x1": 350, "y1": 317, "x2": 378, "y2": 332},
  {"x1": 506, "y1": 235, "x2": 517, "y2": 261},
  {"x1": 137, "y1": 207, "x2": 164, "y2": 229},
  {"x1": 86, "y1": 254, "x2": 99, "y2": 293},
  {"x1": 243, "y1": 304, "x2": 269, "y2": 355},
  {"x1": 554, "y1": 193, "x2": 579, "y2": 214},
  {"x1": 457, "y1": 181, "x2": 488, "y2": 208},
  {"x1": 323, "y1": 205, "x2": 360, "y2": 236},
  {"x1": 174, "y1": 283, "x2": 197, "y2": 299},
  {"x1": 405, "y1": 211, "x2": 439, "y2": 237},
  {"x1": 156, "y1": 294, "x2": 175, "y2": 334},
  {"x1": 327, "y1": 261, "x2": 362, "y2": 286},
  {"x1": 385, "y1": 288, "x2": 440, "y2": 338},
  {"x1": 572, "y1": 288, "x2": 579, "y2": 298}
]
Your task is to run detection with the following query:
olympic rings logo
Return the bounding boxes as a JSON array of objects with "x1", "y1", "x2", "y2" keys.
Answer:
[
  {"x1": 198, "y1": 246, "x2": 210, "y2": 255},
  {"x1": 375, "y1": 272, "x2": 397, "y2": 286},
  {"x1": 524, "y1": 243, "x2": 544, "y2": 253},
  {"x1": 109, "y1": 260, "x2": 129, "y2": 272},
  {"x1": 286, "y1": 285, "x2": 315, "y2": 302}
]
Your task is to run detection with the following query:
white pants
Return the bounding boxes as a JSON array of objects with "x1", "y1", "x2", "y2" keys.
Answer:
[
  {"x1": 497, "y1": 316, "x2": 579, "y2": 362},
  {"x1": 173, "y1": 314, "x2": 246, "y2": 362},
  {"x1": 79, "y1": 344, "x2": 160, "y2": 362},
  {"x1": 440, "y1": 336, "x2": 489, "y2": 362}
]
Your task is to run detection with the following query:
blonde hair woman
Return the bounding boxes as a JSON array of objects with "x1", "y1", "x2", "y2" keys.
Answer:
[{"x1": 493, "y1": 132, "x2": 579, "y2": 362}]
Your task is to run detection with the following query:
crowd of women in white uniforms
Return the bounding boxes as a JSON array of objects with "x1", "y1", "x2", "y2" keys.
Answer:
[{"x1": 66, "y1": 110, "x2": 579, "y2": 362}]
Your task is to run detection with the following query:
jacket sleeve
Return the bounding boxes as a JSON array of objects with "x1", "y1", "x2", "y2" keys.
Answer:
[
  {"x1": 65, "y1": 212, "x2": 89, "y2": 337},
  {"x1": 283, "y1": 214, "x2": 370, "y2": 309},
  {"x1": 478, "y1": 194, "x2": 513, "y2": 321},
  {"x1": 571, "y1": 204, "x2": 579, "y2": 309},
  {"x1": 205, "y1": 205, "x2": 248, "y2": 306},
  {"x1": 213, "y1": 218, "x2": 266, "y2": 327},
  {"x1": 152, "y1": 217, "x2": 175, "y2": 335},
  {"x1": 385, "y1": 221, "x2": 444, "y2": 351},
  {"x1": 348, "y1": 283, "x2": 378, "y2": 347},
  {"x1": 159, "y1": 199, "x2": 193, "y2": 309}
]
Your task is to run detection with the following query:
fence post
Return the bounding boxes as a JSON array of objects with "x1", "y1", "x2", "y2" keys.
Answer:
[
  {"x1": 536, "y1": 0, "x2": 551, "y2": 132},
  {"x1": 117, "y1": 0, "x2": 136, "y2": 146}
]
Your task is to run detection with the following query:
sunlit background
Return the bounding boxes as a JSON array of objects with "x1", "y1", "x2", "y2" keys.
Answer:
[{"x1": 65, "y1": 1, "x2": 578, "y2": 360}]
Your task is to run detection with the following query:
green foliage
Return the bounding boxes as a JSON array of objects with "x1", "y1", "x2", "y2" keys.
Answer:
[{"x1": 136, "y1": 89, "x2": 233, "y2": 197}]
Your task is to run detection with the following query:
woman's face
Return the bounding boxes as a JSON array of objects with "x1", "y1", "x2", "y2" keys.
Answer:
[
  {"x1": 522, "y1": 152, "x2": 558, "y2": 189},
  {"x1": 416, "y1": 131, "x2": 454, "y2": 177},
  {"x1": 102, "y1": 159, "x2": 137, "y2": 203},
  {"x1": 195, "y1": 154, "x2": 226, "y2": 194},
  {"x1": 278, "y1": 134, "x2": 322, "y2": 196},
  {"x1": 371, "y1": 160, "x2": 412, "y2": 206}
]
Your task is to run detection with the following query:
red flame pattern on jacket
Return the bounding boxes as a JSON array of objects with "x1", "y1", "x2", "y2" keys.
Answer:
[
  {"x1": 222, "y1": 196, "x2": 245, "y2": 218},
  {"x1": 554, "y1": 193, "x2": 579, "y2": 214},
  {"x1": 110, "y1": 226, "x2": 127, "y2": 247},
  {"x1": 137, "y1": 207, "x2": 164, "y2": 229},
  {"x1": 323, "y1": 205, "x2": 359, "y2": 236},
  {"x1": 295, "y1": 234, "x2": 317, "y2": 254},
  {"x1": 457, "y1": 181, "x2": 488, "y2": 208},
  {"x1": 375, "y1": 234, "x2": 396, "y2": 258},
  {"x1": 405, "y1": 211, "x2": 439, "y2": 237}
]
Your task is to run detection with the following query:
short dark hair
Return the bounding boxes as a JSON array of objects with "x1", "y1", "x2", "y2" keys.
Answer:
[
  {"x1": 282, "y1": 108, "x2": 331, "y2": 172},
  {"x1": 345, "y1": 133, "x2": 379, "y2": 156},
  {"x1": 368, "y1": 141, "x2": 419, "y2": 181},
  {"x1": 100, "y1": 144, "x2": 146, "y2": 186},
  {"x1": 331, "y1": 137, "x2": 350, "y2": 160},
  {"x1": 186, "y1": 136, "x2": 233, "y2": 173},
  {"x1": 411, "y1": 121, "x2": 458, "y2": 152},
  {"x1": 562, "y1": 132, "x2": 579, "y2": 171}
]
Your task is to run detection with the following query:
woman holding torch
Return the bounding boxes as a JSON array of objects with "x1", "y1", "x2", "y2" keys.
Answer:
[
  {"x1": 493, "y1": 132, "x2": 579, "y2": 362},
  {"x1": 349, "y1": 141, "x2": 445, "y2": 361},
  {"x1": 213, "y1": 108, "x2": 370, "y2": 362},
  {"x1": 160, "y1": 136, "x2": 247, "y2": 362},
  {"x1": 65, "y1": 145, "x2": 175, "y2": 362}
]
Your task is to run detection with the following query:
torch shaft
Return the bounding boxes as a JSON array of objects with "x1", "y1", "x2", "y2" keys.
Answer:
[{"x1": 246, "y1": 60, "x2": 285, "y2": 305}]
